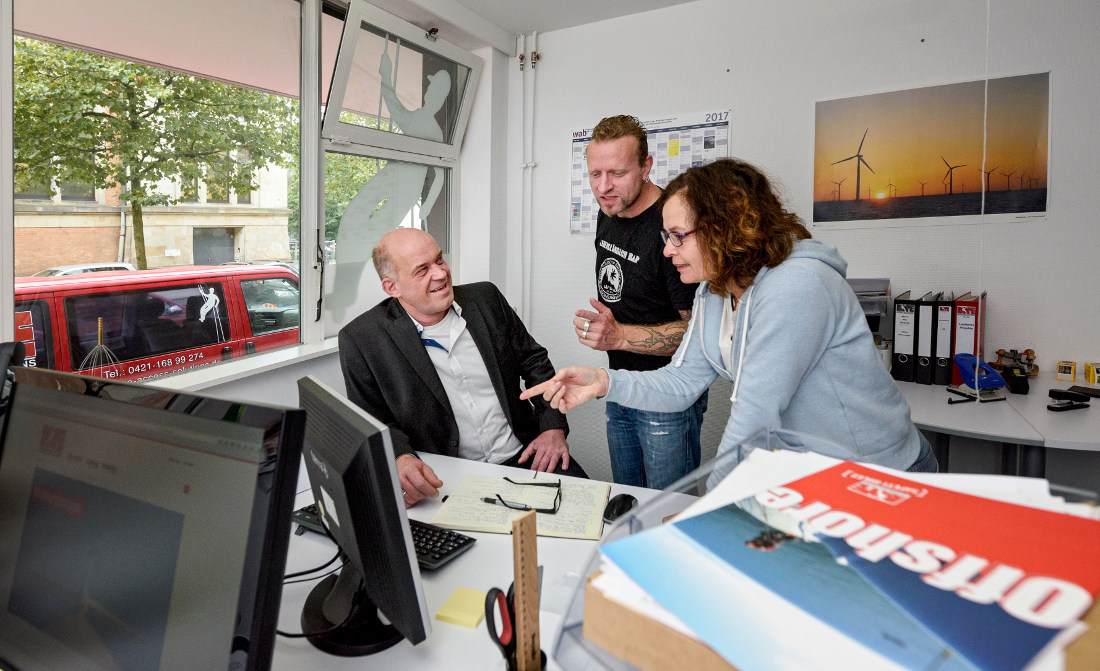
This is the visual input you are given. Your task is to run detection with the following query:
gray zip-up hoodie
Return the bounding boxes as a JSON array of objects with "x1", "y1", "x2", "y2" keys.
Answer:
[{"x1": 603, "y1": 239, "x2": 921, "y2": 484}]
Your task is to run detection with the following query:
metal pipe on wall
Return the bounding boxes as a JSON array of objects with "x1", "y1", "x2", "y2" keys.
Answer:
[{"x1": 519, "y1": 31, "x2": 537, "y2": 323}]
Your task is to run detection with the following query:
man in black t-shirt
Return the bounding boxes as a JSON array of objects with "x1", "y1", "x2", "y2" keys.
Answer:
[{"x1": 572, "y1": 115, "x2": 708, "y2": 489}]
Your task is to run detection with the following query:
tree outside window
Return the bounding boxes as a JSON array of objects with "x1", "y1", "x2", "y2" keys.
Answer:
[{"x1": 13, "y1": 36, "x2": 299, "y2": 269}]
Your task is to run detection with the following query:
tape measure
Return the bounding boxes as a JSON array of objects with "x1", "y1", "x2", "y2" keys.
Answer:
[{"x1": 511, "y1": 510, "x2": 540, "y2": 671}]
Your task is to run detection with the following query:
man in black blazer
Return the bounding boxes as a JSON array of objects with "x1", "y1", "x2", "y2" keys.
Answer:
[{"x1": 339, "y1": 228, "x2": 585, "y2": 507}]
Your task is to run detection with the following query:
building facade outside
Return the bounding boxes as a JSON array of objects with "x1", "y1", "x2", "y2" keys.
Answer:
[{"x1": 14, "y1": 166, "x2": 292, "y2": 277}]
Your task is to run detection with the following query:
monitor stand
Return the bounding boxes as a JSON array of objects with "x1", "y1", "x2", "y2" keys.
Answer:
[{"x1": 301, "y1": 565, "x2": 404, "y2": 656}]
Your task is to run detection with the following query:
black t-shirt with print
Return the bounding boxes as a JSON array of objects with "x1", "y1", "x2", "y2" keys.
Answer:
[{"x1": 594, "y1": 200, "x2": 698, "y2": 372}]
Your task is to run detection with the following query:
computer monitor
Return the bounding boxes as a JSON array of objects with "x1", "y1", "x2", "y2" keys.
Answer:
[
  {"x1": 0, "y1": 365, "x2": 304, "y2": 671},
  {"x1": 295, "y1": 375, "x2": 430, "y2": 656}
]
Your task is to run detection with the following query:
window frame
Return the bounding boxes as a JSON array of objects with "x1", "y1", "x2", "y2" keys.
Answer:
[
  {"x1": 321, "y1": 0, "x2": 482, "y2": 163},
  {"x1": 316, "y1": 0, "x2": 481, "y2": 332},
  {"x1": 4, "y1": 0, "x2": 305, "y2": 357}
]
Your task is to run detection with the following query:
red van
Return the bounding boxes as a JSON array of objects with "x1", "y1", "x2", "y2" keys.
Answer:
[{"x1": 15, "y1": 265, "x2": 300, "y2": 382}]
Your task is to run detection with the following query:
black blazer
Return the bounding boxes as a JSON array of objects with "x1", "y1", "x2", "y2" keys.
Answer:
[{"x1": 338, "y1": 282, "x2": 568, "y2": 460}]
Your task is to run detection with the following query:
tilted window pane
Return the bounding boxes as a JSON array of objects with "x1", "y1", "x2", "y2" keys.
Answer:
[{"x1": 341, "y1": 24, "x2": 470, "y2": 145}]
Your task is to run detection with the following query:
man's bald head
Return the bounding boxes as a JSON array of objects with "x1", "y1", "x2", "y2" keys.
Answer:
[
  {"x1": 373, "y1": 228, "x2": 453, "y2": 325},
  {"x1": 372, "y1": 228, "x2": 436, "y2": 281}
]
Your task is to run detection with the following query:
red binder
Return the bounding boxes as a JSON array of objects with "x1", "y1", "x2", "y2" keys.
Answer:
[{"x1": 951, "y1": 291, "x2": 986, "y2": 387}]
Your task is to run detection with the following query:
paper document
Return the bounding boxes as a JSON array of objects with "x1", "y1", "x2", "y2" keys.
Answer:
[{"x1": 430, "y1": 474, "x2": 610, "y2": 540}]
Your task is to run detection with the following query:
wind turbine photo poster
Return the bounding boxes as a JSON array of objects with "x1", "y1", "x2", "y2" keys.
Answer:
[{"x1": 812, "y1": 73, "x2": 1049, "y2": 227}]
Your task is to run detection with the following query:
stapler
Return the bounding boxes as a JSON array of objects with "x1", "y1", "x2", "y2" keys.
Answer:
[{"x1": 1048, "y1": 388, "x2": 1090, "y2": 412}]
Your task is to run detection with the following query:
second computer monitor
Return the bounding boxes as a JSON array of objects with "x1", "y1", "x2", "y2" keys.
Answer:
[{"x1": 296, "y1": 375, "x2": 431, "y2": 656}]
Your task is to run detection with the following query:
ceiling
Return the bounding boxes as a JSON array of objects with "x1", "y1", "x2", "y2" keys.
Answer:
[
  {"x1": 13, "y1": 0, "x2": 703, "y2": 98},
  {"x1": 366, "y1": 0, "x2": 702, "y2": 51},
  {"x1": 452, "y1": 0, "x2": 700, "y2": 35}
]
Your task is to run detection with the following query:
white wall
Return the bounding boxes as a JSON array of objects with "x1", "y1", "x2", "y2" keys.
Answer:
[{"x1": 504, "y1": 0, "x2": 1100, "y2": 484}]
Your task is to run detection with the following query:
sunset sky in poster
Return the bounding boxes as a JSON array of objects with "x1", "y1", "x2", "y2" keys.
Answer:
[{"x1": 814, "y1": 73, "x2": 1049, "y2": 202}]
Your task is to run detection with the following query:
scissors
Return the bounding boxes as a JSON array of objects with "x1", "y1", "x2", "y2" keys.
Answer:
[{"x1": 485, "y1": 583, "x2": 516, "y2": 667}]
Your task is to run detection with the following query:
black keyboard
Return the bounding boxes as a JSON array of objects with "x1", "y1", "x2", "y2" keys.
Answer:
[
  {"x1": 407, "y1": 517, "x2": 477, "y2": 570},
  {"x1": 291, "y1": 502, "x2": 476, "y2": 571}
]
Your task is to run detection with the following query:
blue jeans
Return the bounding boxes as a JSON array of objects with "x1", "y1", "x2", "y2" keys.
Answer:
[
  {"x1": 906, "y1": 432, "x2": 939, "y2": 473},
  {"x1": 606, "y1": 392, "x2": 708, "y2": 489}
]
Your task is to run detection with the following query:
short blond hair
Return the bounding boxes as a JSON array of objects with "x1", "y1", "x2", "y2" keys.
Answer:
[{"x1": 590, "y1": 115, "x2": 648, "y2": 167}]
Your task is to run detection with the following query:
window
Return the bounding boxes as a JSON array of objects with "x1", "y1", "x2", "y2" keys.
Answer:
[
  {"x1": 321, "y1": 151, "x2": 452, "y2": 328},
  {"x1": 242, "y1": 277, "x2": 300, "y2": 335},
  {"x1": 12, "y1": 177, "x2": 94, "y2": 202},
  {"x1": 64, "y1": 285, "x2": 232, "y2": 369},
  {"x1": 184, "y1": 177, "x2": 202, "y2": 204},
  {"x1": 6, "y1": 0, "x2": 480, "y2": 379},
  {"x1": 14, "y1": 301, "x2": 53, "y2": 370},
  {"x1": 324, "y1": 9, "x2": 478, "y2": 157},
  {"x1": 205, "y1": 150, "x2": 254, "y2": 205},
  {"x1": 320, "y1": 0, "x2": 480, "y2": 336},
  {"x1": 59, "y1": 178, "x2": 95, "y2": 202},
  {"x1": 11, "y1": 0, "x2": 302, "y2": 380},
  {"x1": 12, "y1": 178, "x2": 50, "y2": 201},
  {"x1": 13, "y1": 35, "x2": 299, "y2": 277}
]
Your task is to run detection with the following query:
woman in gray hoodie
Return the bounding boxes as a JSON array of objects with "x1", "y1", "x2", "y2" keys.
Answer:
[{"x1": 524, "y1": 158, "x2": 935, "y2": 485}]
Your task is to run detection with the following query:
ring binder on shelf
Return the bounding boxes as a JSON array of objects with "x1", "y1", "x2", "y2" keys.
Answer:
[
  {"x1": 933, "y1": 292, "x2": 955, "y2": 385},
  {"x1": 891, "y1": 290, "x2": 918, "y2": 382},
  {"x1": 915, "y1": 291, "x2": 937, "y2": 385}
]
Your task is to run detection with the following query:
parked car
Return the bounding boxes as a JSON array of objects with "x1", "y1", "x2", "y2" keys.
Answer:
[
  {"x1": 14, "y1": 265, "x2": 300, "y2": 382},
  {"x1": 30, "y1": 262, "x2": 137, "y2": 276}
]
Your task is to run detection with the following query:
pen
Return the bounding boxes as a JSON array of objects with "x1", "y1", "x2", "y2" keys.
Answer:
[{"x1": 482, "y1": 496, "x2": 531, "y2": 510}]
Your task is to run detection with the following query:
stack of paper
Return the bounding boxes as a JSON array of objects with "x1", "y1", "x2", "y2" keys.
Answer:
[{"x1": 593, "y1": 450, "x2": 1100, "y2": 671}]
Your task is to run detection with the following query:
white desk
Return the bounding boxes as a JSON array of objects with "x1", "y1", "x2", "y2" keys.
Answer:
[
  {"x1": 897, "y1": 373, "x2": 1100, "y2": 478},
  {"x1": 1004, "y1": 374, "x2": 1100, "y2": 476},
  {"x1": 1005, "y1": 374, "x2": 1099, "y2": 451},
  {"x1": 273, "y1": 454, "x2": 678, "y2": 670}
]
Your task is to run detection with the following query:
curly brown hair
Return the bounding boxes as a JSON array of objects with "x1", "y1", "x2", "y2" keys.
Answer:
[
  {"x1": 590, "y1": 115, "x2": 648, "y2": 167},
  {"x1": 659, "y1": 158, "x2": 810, "y2": 296}
]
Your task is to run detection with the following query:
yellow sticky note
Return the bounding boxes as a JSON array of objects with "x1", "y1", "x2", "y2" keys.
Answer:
[{"x1": 436, "y1": 587, "x2": 487, "y2": 628}]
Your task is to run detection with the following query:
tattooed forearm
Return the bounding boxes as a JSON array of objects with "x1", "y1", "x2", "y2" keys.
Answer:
[{"x1": 623, "y1": 321, "x2": 689, "y2": 356}]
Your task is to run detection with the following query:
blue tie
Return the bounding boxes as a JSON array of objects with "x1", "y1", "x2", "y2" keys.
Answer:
[{"x1": 422, "y1": 337, "x2": 448, "y2": 353}]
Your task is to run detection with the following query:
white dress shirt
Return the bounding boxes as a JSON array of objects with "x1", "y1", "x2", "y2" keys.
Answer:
[{"x1": 414, "y1": 303, "x2": 524, "y2": 464}]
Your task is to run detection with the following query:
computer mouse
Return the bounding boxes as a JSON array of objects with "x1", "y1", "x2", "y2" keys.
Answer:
[{"x1": 602, "y1": 493, "x2": 638, "y2": 523}]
